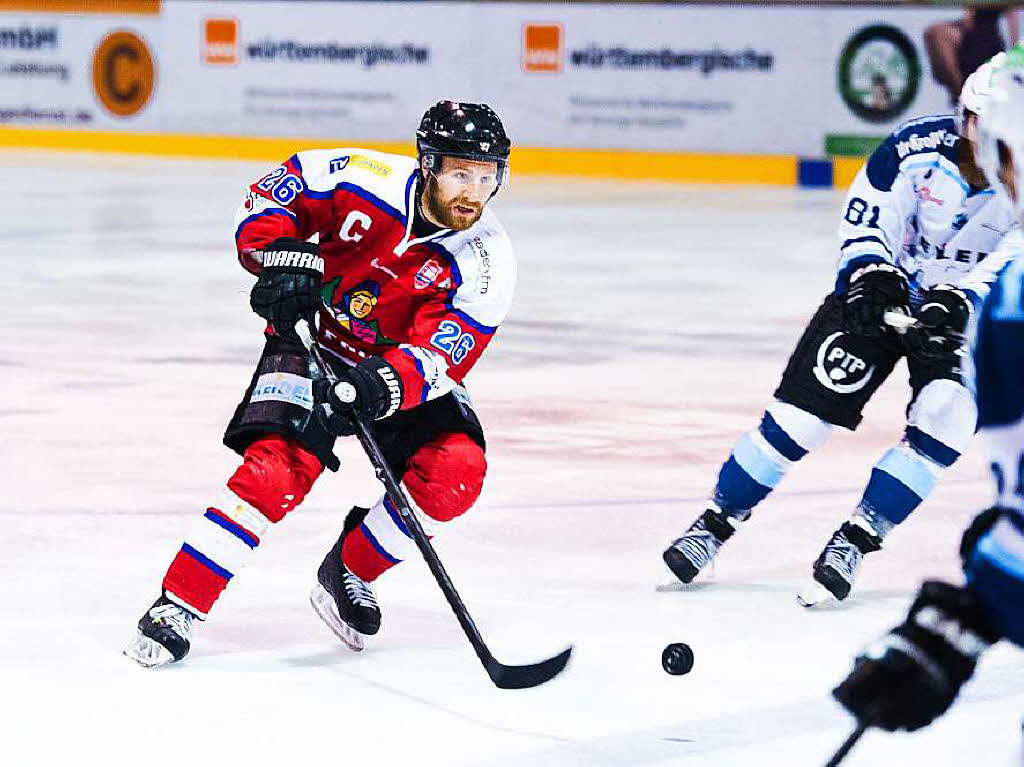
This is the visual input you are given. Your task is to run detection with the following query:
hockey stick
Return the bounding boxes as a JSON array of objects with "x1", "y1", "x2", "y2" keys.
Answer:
[
  {"x1": 883, "y1": 307, "x2": 966, "y2": 355},
  {"x1": 824, "y1": 719, "x2": 869, "y2": 767},
  {"x1": 295, "y1": 319, "x2": 572, "y2": 689}
]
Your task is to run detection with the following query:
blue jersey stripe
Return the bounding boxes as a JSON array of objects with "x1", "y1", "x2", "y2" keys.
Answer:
[
  {"x1": 234, "y1": 208, "x2": 298, "y2": 242},
  {"x1": 303, "y1": 176, "x2": 413, "y2": 225},
  {"x1": 841, "y1": 235, "x2": 893, "y2": 258}
]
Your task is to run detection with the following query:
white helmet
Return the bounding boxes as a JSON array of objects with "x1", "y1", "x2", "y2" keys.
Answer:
[
  {"x1": 976, "y1": 47, "x2": 1024, "y2": 223},
  {"x1": 957, "y1": 51, "x2": 1007, "y2": 133}
]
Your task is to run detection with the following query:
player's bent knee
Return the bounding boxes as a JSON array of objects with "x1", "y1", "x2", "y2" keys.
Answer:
[
  {"x1": 907, "y1": 380, "x2": 977, "y2": 464},
  {"x1": 226, "y1": 435, "x2": 324, "y2": 522},
  {"x1": 766, "y1": 400, "x2": 833, "y2": 453},
  {"x1": 405, "y1": 432, "x2": 486, "y2": 522}
]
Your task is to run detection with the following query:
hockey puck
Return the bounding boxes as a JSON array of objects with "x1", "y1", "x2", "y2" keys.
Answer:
[{"x1": 662, "y1": 643, "x2": 694, "y2": 675}]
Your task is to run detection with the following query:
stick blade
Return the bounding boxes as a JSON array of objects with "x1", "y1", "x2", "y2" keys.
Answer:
[{"x1": 487, "y1": 646, "x2": 572, "y2": 689}]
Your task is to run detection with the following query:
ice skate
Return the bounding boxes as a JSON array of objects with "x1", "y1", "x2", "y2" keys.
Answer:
[
  {"x1": 124, "y1": 595, "x2": 196, "y2": 667},
  {"x1": 798, "y1": 518, "x2": 882, "y2": 607},
  {"x1": 310, "y1": 508, "x2": 381, "y2": 652},
  {"x1": 662, "y1": 506, "x2": 744, "y2": 584}
]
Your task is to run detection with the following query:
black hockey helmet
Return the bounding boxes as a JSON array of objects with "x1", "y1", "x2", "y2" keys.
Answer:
[{"x1": 416, "y1": 100, "x2": 511, "y2": 185}]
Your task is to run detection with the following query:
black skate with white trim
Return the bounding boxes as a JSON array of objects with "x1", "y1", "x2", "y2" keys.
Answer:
[
  {"x1": 798, "y1": 519, "x2": 883, "y2": 606},
  {"x1": 310, "y1": 507, "x2": 381, "y2": 652},
  {"x1": 663, "y1": 506, "x2": 743, "y2": 584},
  {"x1": 124, "y1": 595, "x2": 196, "y2": 667}
]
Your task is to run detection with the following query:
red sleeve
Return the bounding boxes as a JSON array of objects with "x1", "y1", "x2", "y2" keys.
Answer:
[
  {"x1": 383, "y1": 299, "x2": 498, "y2": 409},
  {"x1": 233, "y1": 154, "x2": 328, "y2": 274}
]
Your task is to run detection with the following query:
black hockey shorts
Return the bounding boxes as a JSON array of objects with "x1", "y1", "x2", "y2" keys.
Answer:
[
  {"x1": 773, "y1": 293, "x2": 962, "y2": 430},
  {"x1": 223, "y1": 335, "x2": 486, "y2": 475}
]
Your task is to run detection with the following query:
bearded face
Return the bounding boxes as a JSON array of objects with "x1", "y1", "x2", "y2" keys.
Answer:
[{"x1": 421, "y1": 156, "x2": 500, "y2": 231}]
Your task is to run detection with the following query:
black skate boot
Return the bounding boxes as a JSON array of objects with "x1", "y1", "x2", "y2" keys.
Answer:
[
  {"x1": 124, "y1": 595, "x2": 196, "y2": 667},
  {"x1": 800, "y1": 519, "x2": 883, "y2": 605},
  {"x1": 310, "y1": 506, "x2": 381, "y2": 652},
  {"x1": 663, "y1": 506, "x2": 744, "y2": 584}
]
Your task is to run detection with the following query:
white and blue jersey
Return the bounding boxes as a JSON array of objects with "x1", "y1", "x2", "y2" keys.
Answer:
[
  {"x1": 836, "y1": 115, "x2": 1017, "y2": 308},
  {"x1": 964, "y1": 253, "x2": 1024, "y2": 645}
]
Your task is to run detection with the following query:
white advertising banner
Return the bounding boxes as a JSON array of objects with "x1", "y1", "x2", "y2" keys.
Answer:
[
  {"x1": 0, "y1": 12, "x2": 161, "y2": 129},
  {"x1": 0, "y1": 2, "x2": 1012, "y2": 156}
]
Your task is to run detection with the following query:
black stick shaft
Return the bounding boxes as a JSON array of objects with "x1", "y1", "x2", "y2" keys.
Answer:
[
  {"x1": 824, "y1": 720, "x2": 869, "y2": 767},
  {"x1": 349, "y1": 414, "x2": 498, "y2": 667},
  {"x1": 296, "y1": 322, "x2": 498, "y2": 669}
]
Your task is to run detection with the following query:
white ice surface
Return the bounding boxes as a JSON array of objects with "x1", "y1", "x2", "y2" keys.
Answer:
[{"x1": 3, "y1": 151, "x2": 1022, "y2": 766}]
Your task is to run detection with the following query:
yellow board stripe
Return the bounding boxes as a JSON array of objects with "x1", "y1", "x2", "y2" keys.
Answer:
[
  {"x1": 832, "y1": 157, "x2": 863, "y2": 189},
  {"x1": 0, "y1": 126, "x2": 804, "y2": 185},
  {"x1": 0, "y1": 0, "x2": 160, "y2": 13}
]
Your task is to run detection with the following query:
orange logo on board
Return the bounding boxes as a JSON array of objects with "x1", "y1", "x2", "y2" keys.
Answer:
[
  {"x1": 522, "y1": 23, "x2": 562, "y2": 73},
  {"x1": 92, "y1": 29, "x2": 155, "y2": 117},
  {"x1": 203, "y1": 18, "x2": 238, "y2": 65}
]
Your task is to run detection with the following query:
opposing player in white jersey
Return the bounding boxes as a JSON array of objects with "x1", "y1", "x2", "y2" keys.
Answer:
[
  {"x1": 834, "y1": 55, "x2": 1024, "y2": 732},
  {"x1": 663, "y1": 55, "x2": 1018, "y2": 604},
  {"x1": 125, "y1": 101, "x2": 517, "y2": 666}
]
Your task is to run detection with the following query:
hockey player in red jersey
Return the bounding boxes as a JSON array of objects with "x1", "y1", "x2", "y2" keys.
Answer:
[{"x1": 125, "y1": 101, "x2": 516, "y2": 666}]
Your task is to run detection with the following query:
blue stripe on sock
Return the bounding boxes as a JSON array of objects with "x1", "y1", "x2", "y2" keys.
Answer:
[
  {"x1": 859, "y1": 468, "x2": 926, "y2": 526},
  {"x1": 758, "y1": 412, "x2": 807, "y2": 461},
  {"x1": 876, "y1": 448, "x2": 938, "y2": 499},
  {"x1": 732, "y1": 433, "x2": 786, "y2": 488},
  {"x1": 383, "y1": 496, "x2": 413, "y2": 539},
  {"x1": 204, "y1": 509, "x2": 259, "y2": 548},
  {"x1": 905, "y1": 426, "x2": 961, "y2": 468},
  {"x1": 358, "y1": 522, "x2": 400, "y2": 564},
  {"x1": 714, "y1": 455, "x2": 773, "y2": 513},
  {"x1": 181, "y1": 543, "x2": 233, "y2": 579}
]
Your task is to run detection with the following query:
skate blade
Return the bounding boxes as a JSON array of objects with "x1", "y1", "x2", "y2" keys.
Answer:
[
  {"x1": 796, "y1": 581, "x2": 838, "y2": 608},
  {"x1": 123, "y1": 631, "x2": 175, "y2": 668},
  {"x1": 310, "y1": 584, "x2": 366, "y2": 652}
]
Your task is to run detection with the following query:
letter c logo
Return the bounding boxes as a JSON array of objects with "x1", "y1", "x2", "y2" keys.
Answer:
[{"x1": 339, "y1": 211, "x2": 372, "y2": 242}]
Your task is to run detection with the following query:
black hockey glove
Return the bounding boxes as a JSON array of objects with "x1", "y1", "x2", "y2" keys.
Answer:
[
  {"x1": 843, "y1": 263, "x2": 910, "y2": 337},
  {"x1": 832, "y1": 580, "x2": 999, "y2": 732},
  {"x1": 904, "y1": 285, "x2": 970, "y2": 359},
  {"x1": 249, "y1": 238, "x2": 324, "y2": 336},
  {"x1": 315, "y1": 357, "x2": 403, "y2": 437}
]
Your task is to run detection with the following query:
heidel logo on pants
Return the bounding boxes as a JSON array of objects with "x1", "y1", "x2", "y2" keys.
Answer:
[{"x1": 813, "y1": 332, "x2": 875, "y2": 394}]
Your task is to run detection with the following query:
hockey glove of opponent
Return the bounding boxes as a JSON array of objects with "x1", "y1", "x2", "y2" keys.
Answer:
[
  {"x1": 249, "y1": 238, "x2": 325, "y2": 336},
  {"x1": 843, "y1": 263, "x2": 910, "y2": 337},
  {"x1": 832, "y1": 580, "x2": 999, "y2": 732},
  {"x1": 315, "y1": 357, "x2": 403, "y2": 437},
  {"x1": 904, "y1": 285, "x2": 970, "y2": 359}
]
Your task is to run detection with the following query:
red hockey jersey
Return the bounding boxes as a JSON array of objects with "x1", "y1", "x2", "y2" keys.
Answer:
[{"x1": 233, "y1": 149, "x2": 516, "y2": 410}]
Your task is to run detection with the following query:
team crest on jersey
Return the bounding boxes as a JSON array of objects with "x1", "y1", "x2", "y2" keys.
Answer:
[
  {"x1": 321, "y1": 277, "x2": 397, "y2": 346},
  {"x1": 813, "y1": 332, "x2": 875, "y2": 394},
  {"x1": 414, "y1": 259, "x2": 443, "y2": 290}
]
